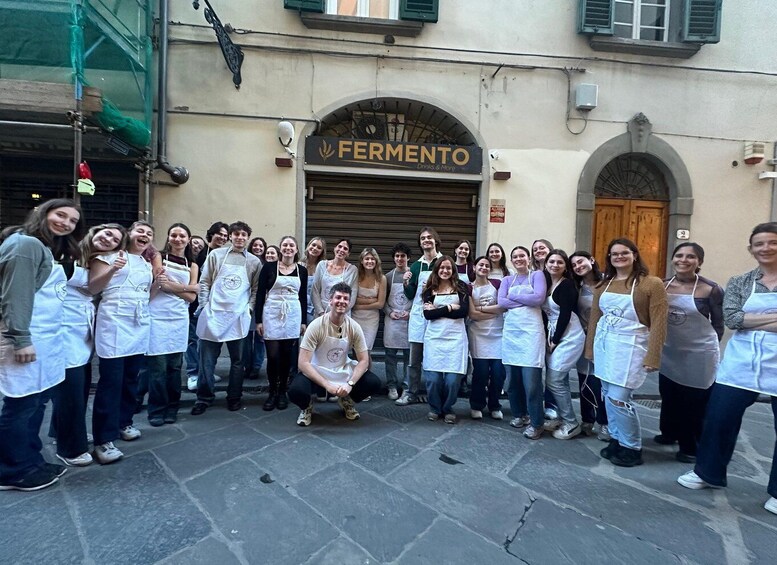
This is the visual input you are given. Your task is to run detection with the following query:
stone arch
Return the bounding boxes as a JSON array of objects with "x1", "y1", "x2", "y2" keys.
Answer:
[{"x1": 576, "y1": 113, "x2": 694, "y2": 271}]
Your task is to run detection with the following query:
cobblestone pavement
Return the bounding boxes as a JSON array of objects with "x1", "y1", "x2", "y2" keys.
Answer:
[{"x1": 1, "y1": 380, "x2": 775, "y2": 564}]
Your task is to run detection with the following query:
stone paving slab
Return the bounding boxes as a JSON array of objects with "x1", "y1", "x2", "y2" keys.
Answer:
[
  {"x1": 396, "y1": 518, "x2": 515, "y2": 564},
  {"x1": 433, "y1": 422, "x2": 529, "y2": 474},
  {"x1": 304, "y1": 537, "x2": 379, "y2": 565},
  {"x1": 186, "y1": 458, "x2": 337, "y2": 565},
  {"x1": 312, "y1": 412, "x2": 401, "y2": 451},
  {"x1": 295, "y1": 462, "x2": 437, "y2": 562},
  {"x1": 348, "y1": 436, "x2": 420, "y2": 476},
  {"x1": 157, "y1": 536, "x2": 242, "y2": 565},
  {"x1": 389, "y1": 417, "x2": 455, "y2": 448},
  {"x1": 248, "y1": 433, "x2": 348, "y2": 485}
]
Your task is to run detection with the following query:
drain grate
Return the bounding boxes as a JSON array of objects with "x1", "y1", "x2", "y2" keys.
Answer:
[{"x1": 635, "y1": 399, "x2": 661, "y2": 410}]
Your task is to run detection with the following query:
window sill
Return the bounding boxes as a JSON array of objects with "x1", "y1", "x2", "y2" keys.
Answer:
[
  {"x1": 588, "y1": 36, "x2": 701, "y2": 59},
  {"x1": 299, "y1": 13, "x2": 423, "y2": 37}
]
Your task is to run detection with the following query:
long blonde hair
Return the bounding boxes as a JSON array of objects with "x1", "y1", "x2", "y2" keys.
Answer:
[
  {"x1": 357, "y1": 248, "x2": 382, "y2": 283},
  {"x1": 303, "y1": 236, "x2": 327, "y2": 269},
  {"x1": 81, "y1": 223, "x2": 128, "y2": 266}
]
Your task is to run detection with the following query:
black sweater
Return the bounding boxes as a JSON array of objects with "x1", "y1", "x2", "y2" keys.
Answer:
[
  {"x1": 547, "y1": 278, "x2": 579, "y2": 345},
  {"x1": 422, "y1": 287, "x2": 470, "y2": 320}
]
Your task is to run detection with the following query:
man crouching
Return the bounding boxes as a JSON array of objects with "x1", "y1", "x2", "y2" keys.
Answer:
[{"x1": 290, "y1": 282, "x2": 382, "y2": 426}]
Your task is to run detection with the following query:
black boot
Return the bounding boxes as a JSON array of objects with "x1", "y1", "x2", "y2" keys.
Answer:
[
  {"x1": 600, "y1": 439, "x2": 620, "y2": 460},
  {"x1": 275, "y1": 391, "x2": 289, "y2": 410},
  {"x1": 263, "y1": 390, "x2": 277, "y2": 411},
  {"x1": 610, "y1": 446, "x2": 643, "y2": 467}
]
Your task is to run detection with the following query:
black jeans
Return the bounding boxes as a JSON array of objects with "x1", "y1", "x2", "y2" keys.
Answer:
[
  {"x1": 659, "y1": 373, "x2": 711, "y2": 455},
  {"x1": 146, "y1": 352, "x2": 183, "y2": 421},
  {"x1": 265, "y1": 339, "x2": 297, "y2": 393},
  {"x1": 695, "y1": 383, "x2": 777, "y2": 498},
  {"x1": 288, "y1": 370, "x2": 382, "y2": 409},
  {"x1": 0, "y1": 390, "x2": 48, "y2": 482},
  {"x1": 470, "y1": 358, "x2": 506, "y2": 411},
  {"x1": 197, "y1": 338, "x2": 245, "y2": 404},
  {"x1": 577, "y1": 372, "x2": 608, "y2": 426},
  {"x1": 93, "y1": 354, "x2": 144, "y2": 445},
  {"x1": 51, "y1": 365, "x2": 90, "y2": 458}
]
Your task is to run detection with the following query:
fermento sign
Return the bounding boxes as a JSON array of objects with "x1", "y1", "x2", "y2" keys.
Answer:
[{"x1": 305, "y1": 136, "x2": 482, "y2": 174}]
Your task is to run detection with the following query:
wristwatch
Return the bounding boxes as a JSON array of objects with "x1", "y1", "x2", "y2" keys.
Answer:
[{"x1": 347, "y1": 380, "x2": 355, "y2": 387}]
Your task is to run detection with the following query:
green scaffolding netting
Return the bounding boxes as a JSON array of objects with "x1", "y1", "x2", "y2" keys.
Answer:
[{"x1": 1, "y1": 0, "x2": 153, "y2": 148}]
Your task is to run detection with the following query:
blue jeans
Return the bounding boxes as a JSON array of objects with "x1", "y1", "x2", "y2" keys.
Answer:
[
  {"x1": 470, "y1": 358, "x2": 505, "y2": 412},
  {"x1": 506, "y1": 366, "x2": 543, "y2": 427},
  {"x1": 385, "y1": 347, "x2": 409, "y2": 389},
  {"x1": 602, "y1": 381, "x2": 642, "y2": 450},
  {"x1": 146, "y1": 353, "x2": 183, "y2": 421},
  {"x1": 695, "y1": 383, "x2": 777, "y2": 497},
  {"x1": 0, "y1": 391, "x2": 48, "y2": 482},
  {"x1": 424, "y1": 371, "x2": 462, "y2": 415},
  {"x1": 197, "y1": 338, "x2": 245, "y2": 404},
  {"x1": 185, "y1": 313, "x2": 199, "y2": 377},
  {"x1": 545, "y1": 368, "x2": 578, "y2": 425},
  {"x1": 94, "y1": 354, "x2": 144, "y2": 445}
]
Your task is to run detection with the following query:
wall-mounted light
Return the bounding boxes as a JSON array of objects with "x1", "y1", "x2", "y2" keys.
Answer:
[
  {"x1": 278, "y1": 120, "x2": 295, "y2": 157},
  {"x1": 745, "y1": 142, "x2": 765, "y2": 165},
  {"x1": 31, "y1": 193, "x2": 42, "y2": 200}
]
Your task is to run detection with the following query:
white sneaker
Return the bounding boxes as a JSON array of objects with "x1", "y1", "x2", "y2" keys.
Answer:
[
  {"x1": 338, "y1": 396, "x2": 360, "y2": 421},
  {"x1": 677, "y1": 471, "x2": 721, "y2": 490},
  {"x1": 470, "y1": 409, "x2": 483, "y2": 419},
  {"x1": 296, "y1": 403, "x2": 313, "y2": 426},
  {"x1": 120, "y1": 425, "x2": 141, "y2": 441},
  {"x1": 544, "y1": 407, "x2": 559, "y2": 420},
  {"x1": 395, "y1": 391, "x2": 418, "y2": 406},
  {"x1": 543, "y1": 418, "x2": 562, "y2": 432},
  {"x1": 764, "y1": 497, "x2": 777, "y2": 515},
  {"x1": 187, "y1": 376, "x2": 198, "y2": 391},
  {"x1": 597, "y1": 424, "x2": 611, "y2": 442},
  {"x1": 56, "y1": 452, "x2": 93, "y2": 467},
  {"x1": 509, "y1": 416, "x2": 530, "y2": 429},
  {"x1": 388, "y1": 387, "x2": 399, "y2": 401},
  {"x1": 490, "y1": 410, "x2": 504, "y2": 420},
  {"x1": 93, "y1": 442, "x2": 123, "y2": 465},
  {"x1": 552, "y1": 422, "x2": 582, "y2": 440}
]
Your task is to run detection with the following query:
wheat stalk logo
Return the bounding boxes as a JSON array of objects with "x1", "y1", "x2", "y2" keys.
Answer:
[{"x1": 319, "y1": 140, "x2": 334, "y2": 161}]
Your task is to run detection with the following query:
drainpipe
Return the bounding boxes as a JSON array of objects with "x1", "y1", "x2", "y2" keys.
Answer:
[
  {"x1": 771, "y1": 142, "x2": 777, "y2": 222},
  {"x1": 156, "y1": 0, "x2": 189, "y2": 184}
]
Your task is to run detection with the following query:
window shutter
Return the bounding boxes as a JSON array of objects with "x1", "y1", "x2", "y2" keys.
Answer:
[
  {"x1": 399, "y1": 0, "x2": 439, "y2": 23},
  {"x1": 682, "y1": 0, "x2": 722, "y2": 43},
  {"x1": 577, "y1": 0, "x2": 613, "y2": 35},
  {"x1": 283, "y1": 0, "x2": 325, "y2": 13}
]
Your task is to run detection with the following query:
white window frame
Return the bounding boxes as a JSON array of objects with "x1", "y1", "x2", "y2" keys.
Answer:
[
  {"x1": 613, "y1": 0, "x2": 671, "y2": 42},
  {"x1": 326, "y1": 0, "x2": 399, "y2": 20}
]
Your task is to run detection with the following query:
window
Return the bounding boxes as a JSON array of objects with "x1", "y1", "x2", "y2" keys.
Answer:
[
  {"x1": 326, "y1": 0, "x2": 399, "y2": 20},
  {"x1": 613, "y1": 0, "x2": 669, "y2": 42}
]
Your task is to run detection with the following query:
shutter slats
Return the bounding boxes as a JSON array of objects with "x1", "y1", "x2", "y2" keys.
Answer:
[
  {"x1": 682, "y1": 0, "x2": 722, "y2": 43},
  {"x1": 283, "y1": 0, "x2": 325, "y2": 13},
  {"x1": 399, "y1": 0, "x2": 439, "y2": 23},
  {"x1": 577, "y1": 0, "x2": 614, "y2": 35}
]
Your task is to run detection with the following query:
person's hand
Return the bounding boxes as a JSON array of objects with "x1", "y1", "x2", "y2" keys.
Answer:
[
  {"x1": 334, "y1": 383, "x2": 353, "y2": 397},
  {"x1": 548, "y1": 342, "x2": 558, "y2": 354},
  {"x1": 423, "y1": 302, "x2": 435, "y2": 311},
  {"x1": 14, "y1": 345, "x2": 36, "y2": 363},
  {"x1": 325, "y1": 382, "x2": 341, "y2": 396},
  {"x1": 112, "y1": 250, "x2": 127, "y2": 270},
  {"x1": 644, "y1": 365, "x2": 657, "y2": 372},
  {"x1": 156, "y1": 270, "x2": 169, "y2": 290},
  {"x1": 256, "y1": 323, "x2": 264, "y2": 337},
  {"x1": 401, "y1": 311, "x2": 410, "y2": 320}
]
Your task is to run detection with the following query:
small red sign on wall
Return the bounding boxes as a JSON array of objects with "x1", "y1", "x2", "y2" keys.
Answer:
[{"x1": 489, "y1": 199, "x2": 505, "y2": 223}]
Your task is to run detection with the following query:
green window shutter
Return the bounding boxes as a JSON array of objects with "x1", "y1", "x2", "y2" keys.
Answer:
[
  {"x1": 283, "y1": 0, "x2": 325, "y2": 13},
  {"x1": 577, "y1": 0, "x2": 613, "y2": 35},
  {"x1": 399, "y1": 0, "x2": 439, "y2": 23},
  {"x1": 682, "y1": 0, "x2": 722, "y2": 43}
]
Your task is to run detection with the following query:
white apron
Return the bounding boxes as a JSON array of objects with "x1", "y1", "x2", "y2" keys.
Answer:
[
  {"x1": 715, "y1": 279, "x2": 777, "y2": 395},
  {"x1": 468, "y1": 283, "x2": 503, "y2": 359},
  {"x1": 0, "y1": 261, "x2": 66, "y2": 397},
  {"x1": 62, "y1": 265, "x2": 95, "y2": 368},
  {"x1": 543, "y1": 289, "x2": 585, "y2": 373},
  {"x1": 576, "y1": 284, "x2": 595, "y2": 375},
  {"x1": 456, "y1": 264, "x2": 470, "y2": 283},
  {"x1": 95, "y1": 253, "x2": 152, "y2": 358},
  {"x1": 147, "y1": 258, "x2": 191, "y2": 355},
  {"x1": 423, "y1": 293, "x2": 468, "y2": 374},
  {"x1": 351, "y1": 283, "x2": 380, "y2": 349},
  {"x1": 593, "y1": 280, "x2": 649, "y2": 389},
  {"x1": 318, "y1": 262, "x2": 352, "y2": 315},
  {"x1": 383, "y1": 271, "x2": 410, "y2": 349},
  {"x1": 310, "y1": 332, "x2": 357, "y2": 386},
  {"x1": 408, "y1": 270, "x2": 433, "y2": 343},
  {"x1": 263, "y1": 263, "x2": 302, "y2": 340},
  {"x1": 196, "y1": 253, "x2": 251, "y2": 342},
  {"x1": 660, "y1": 276, "x2": 719, "y2": 389},
  {"x1": 304, "y1": 264, "x2": 315, "y2": 324},
  {"x1": 502, "y1": 274, "x2": 545, "y2": 368}
]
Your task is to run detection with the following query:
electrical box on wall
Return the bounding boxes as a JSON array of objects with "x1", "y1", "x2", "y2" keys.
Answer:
[{"x1": 575, "y1": 84, "x2": 598, "y2": 111}]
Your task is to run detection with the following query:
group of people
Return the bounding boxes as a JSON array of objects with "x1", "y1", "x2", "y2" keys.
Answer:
[{"x1": 0, "y1": 200, "x2": 775, "y2": 519}]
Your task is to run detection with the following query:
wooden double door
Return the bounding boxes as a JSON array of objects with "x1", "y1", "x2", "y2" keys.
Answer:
[{"x1": 593, "y1": 198, "x2": 669, "y2": 278}]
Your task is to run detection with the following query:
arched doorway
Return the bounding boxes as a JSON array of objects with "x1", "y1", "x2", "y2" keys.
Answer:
[
  {"x1": 593, "y1": 154, "x2": 670, "y2": 277},
  {"x1": 576, "y1": 113, "x2": 694, "y2": 279}
]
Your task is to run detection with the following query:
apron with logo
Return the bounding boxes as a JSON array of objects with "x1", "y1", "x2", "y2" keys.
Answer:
[
  {"x1": 310, "y1": 328, "x2": 357, "y2": 386},
  {"x1": 95, "y1": 253, "x2": 152, "y2": 358},
  {"x1": 383, "y1": 271, "x2": 410, "y2": 349},
  {"x1": 576, "y1": 284, "x2": 596, "y2": 375},
  {"x1": 715, "y1": 279, "x2": 777, "y2": 395},
  {"x1": 502, "y1": 274, "x2": 545, "y2": 368},
  {"x1": 660, "y1": 276, "x2": 719, "y2": 389},
  {"x1": 197, "y1": 251, "x2": 251, "y2": 342},
  {"x1": 263, "y1": 263, "x2": 302, "y2": 340},
  {"x1": 62, "y1": 265, "x2": 95, "y2": 368},
  {"x1": 593, "y1": 280, "x2": 649, "y2": 389},
  {"x1": 147, "y1": 257, "x2": 191, "y2": 355},
  {"x1": 543, "y1": 287, "x2": 585, "y2": 373},
  {"x1": 351, "y1": 282, "x2": 380, "y2": 349},
  {"x1": 318, "y1": 262, "x2": 352, "y2": 315},
  {"x1": 0, "y1": 260, "x2": 66, "y2": 397},
  {"x1": 468, "y1": 283, "x2": 503, "y2": 359},
  {"x1": 423, "y1": 293, "x2": 468, "y2": 374},
  {"x1": 408, "y1": 270, "x2": 432, "y2": 344}
]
